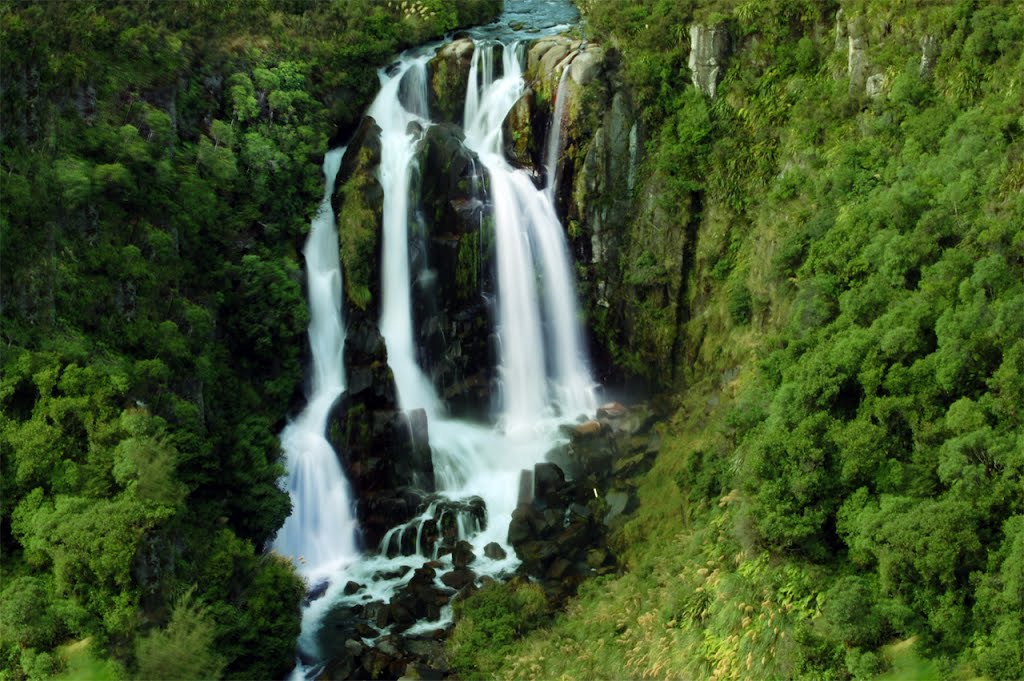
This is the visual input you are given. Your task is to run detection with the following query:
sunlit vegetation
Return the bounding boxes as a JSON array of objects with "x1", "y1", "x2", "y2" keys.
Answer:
[
  {"x1": 481, "y1": 0, "x2": 1024, "y2": 678},
  {"x1": 0, "y1": 1, "x2": 499, "y2": 678}
]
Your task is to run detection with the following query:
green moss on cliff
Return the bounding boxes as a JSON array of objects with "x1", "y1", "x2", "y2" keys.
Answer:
[{"x1": 338, "y1": 146, "x2": 382, "y2": 312}]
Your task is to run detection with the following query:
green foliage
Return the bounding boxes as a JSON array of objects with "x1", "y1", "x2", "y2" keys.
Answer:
[
  {"x1": 503, "y1": 0, "x2": 1023, "y2": 679},
  {"x1": 338, "y1": 149, "x2": 383, "y2": 311},
  {"x1": 448, "y1": 580, "x2": 549, "y2": 675},
  {"x1": 1, "y1": 0, "x2": 501, "y2": 677},
  {"x1": 135, "y1": 588, "x2": 225, "y2": 681}
]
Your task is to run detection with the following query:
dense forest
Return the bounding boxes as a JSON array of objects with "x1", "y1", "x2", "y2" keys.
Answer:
[
  {"x1": 0, "y1": 1, "x2": 500, "y2": 678},
  {"x1": 465, "y1": 1, "x2": 1022, "y2": 679},
  {"x1": 2, "y1": 0, "x2": 1022, "y2": 680}
]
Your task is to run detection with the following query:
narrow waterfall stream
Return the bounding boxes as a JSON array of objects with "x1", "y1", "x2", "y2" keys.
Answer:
[
  {"x1": 274, "y1": 148, "x2": 357, "y2": 584},
  {"x1": 544, "y1": 62, "x2": 572, "y2": 202},
  {"x1": 278, "y1": 2, "x2": 594, "y2": 676}
]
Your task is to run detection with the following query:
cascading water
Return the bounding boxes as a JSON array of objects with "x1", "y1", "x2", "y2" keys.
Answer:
[
  {"x1": 544, "y1": 62, "x2": 572, "y2": 202},
  {"x1": 274, "y1": 148, "x2": 357, "y2": 582},
  {"x1": 464, "y1": 42, "x2": 597, "y2": 427},
  {"x1": 283, "y1": 2, "x2": 597, "y2": 673},
  {"x1": 372, "y1": 56, "x2": 441, "y2": 416}
]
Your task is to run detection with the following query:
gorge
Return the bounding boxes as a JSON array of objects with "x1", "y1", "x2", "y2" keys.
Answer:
[{"x1": 1, "y1": 1, "x2": 1021, "y2": 680}]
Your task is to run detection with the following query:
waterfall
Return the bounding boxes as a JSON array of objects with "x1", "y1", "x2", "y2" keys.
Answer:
[
  {"x1": 370, "y1": 56, "x2": 441, "y2": 416},
  {"x1": 273, "y1": 147, "x2": 357, "y2": 582},
  {"x1": 284, "y1": 10, "x2": 596, "y2": 671},
  {"x1": 544, "y1": 62, "x2": 572, "y2": 201},
  {"x1": 464, "y1": 42, "x2": 596, "y2": 430}
]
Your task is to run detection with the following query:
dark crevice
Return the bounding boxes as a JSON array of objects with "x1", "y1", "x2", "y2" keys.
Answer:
[{"x1": 669, "y1": 190, "x2": 703, "y2": 383}]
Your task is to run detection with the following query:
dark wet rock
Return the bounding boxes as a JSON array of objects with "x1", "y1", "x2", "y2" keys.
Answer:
[
  {"x1": 452, "y1": 540, "x2": 476, "y2": 568},
  {"x1": 364, "y1": 600, "x2": 391, "y2": 629},
  {"x1": 317, "y1": 603, "x2": 363, "y2": 662},
  {"x1": 508, "y1": 502, "x2": 544, "y2": 545},
  {"x1": 321, "y1": 652, "x2": 356, "y2": 680},
  {"x1": 389, "y1": 565, "x2": 447, "y2": 631},
  {"x1": 379, "y1": 565, "x2": 413, "y2": 581},
  {"x1": 546, "y1": 557, "x2": 573, "y2": 580},
  {"x1": 306, "y1": 579, "x2": 330, "y2": 604},
  {"x1": 441, "y1": 568, "x2": 477, "y2": 590},
  {"x1": 410, "y1": 123, "x2": 495, "y2": 416},
  {"x1": 355, "y1": 622, "x2": 378, "y2": 639},
  {"x1": 343, "y1": 581, "x2": 363, "y2": 596},
  {"x1": 328, "y1": 329, "x2": 435, "y2": 548},
  {"x1": 533, "y1": 462, "x2": 568, "y2": 509},
  {"x1": 483, "y1": 541, "x2": 507, "y2": 560}
]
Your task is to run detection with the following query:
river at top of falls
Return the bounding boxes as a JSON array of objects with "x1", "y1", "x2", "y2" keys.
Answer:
[{"x1": 282, "y1": 0, "x2": 594, "y2": 671}]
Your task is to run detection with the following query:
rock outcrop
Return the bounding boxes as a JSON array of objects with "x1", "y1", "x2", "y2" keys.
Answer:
[
  {"x1": 506, "y1": 400, "x2": 667, "y2": 602},
  {"x1": 427, "y1": 38, "x2": 475, "y2": 123},
  {"x1": 334, "y1": 116, "x2": 384, "y2": 314},
  {"x1": 688, "y1": 25, "x2": 730, "y2": 98},
  {"x1": 411, "y1": 123, "x2": 496, "y2": 417},
  {"x1": 327, "y1": 318, "x2": 435, "y2": 549}
]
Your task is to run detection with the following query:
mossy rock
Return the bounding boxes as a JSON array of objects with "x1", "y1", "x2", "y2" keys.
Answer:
[
  {"x1": 427, "y1": 39, "x2": 475, "y2": 123},
  {"x1": 334, "y1": 116, "x2": 384, "y2": 312}
]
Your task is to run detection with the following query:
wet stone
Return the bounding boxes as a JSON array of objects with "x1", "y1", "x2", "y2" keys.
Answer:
[
  {"x1": 452, "y1": 540, "x2": 476, "y2": 568},
  {"x1": 440, "y1": 568, "x2": 477, "y2": 590},
  {"x1": 483, "y1": 541, "x2": 507, "y2": 560}
]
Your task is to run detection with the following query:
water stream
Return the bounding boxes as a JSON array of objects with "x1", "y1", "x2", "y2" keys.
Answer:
[{"x1": 273, "y1": 148, "x2": 358, "y2": 584}]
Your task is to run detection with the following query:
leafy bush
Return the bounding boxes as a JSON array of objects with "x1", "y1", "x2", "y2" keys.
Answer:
[{"x1": 448, "y1": 580, "x2": 549, "y2": 675}]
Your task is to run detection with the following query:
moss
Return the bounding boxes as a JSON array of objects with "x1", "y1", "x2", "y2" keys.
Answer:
[
  {"x1": 454, "y1": 230, "x2": 479, "y2": 297},
  {"x1": 337, "y1": 147, "x2": 381, "y2": 311}
]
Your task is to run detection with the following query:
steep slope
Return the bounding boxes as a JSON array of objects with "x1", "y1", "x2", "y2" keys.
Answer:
[
  {"x1": 0, "y1": 2, "x2": 500, "y2": 678},
  {"x1": 454, "y1": 1, "x2": 1023, "y2": 678}
]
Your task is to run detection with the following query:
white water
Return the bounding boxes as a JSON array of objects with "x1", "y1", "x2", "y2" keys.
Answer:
[
  {"x1": 465, "y1": 42, "x2": 597, "y2": 429},
  {"x1": 274, "y1": 148, "x2": 358, "y2": 583},
  {"x1": 544, "y1": 62, "x2": 572, "y2": 202},
  {"x1": 287, "y1": 25, "x2": 597, "y2": 673},
  {"x1": 372, "y1": 56, "x2": 442, "y2": 416}
]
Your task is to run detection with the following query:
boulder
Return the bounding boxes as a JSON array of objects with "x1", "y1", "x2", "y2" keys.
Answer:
[
  {"x1": 596, "y1": 401, "x2": 627, "y2": 419},
  {"x1": 533, "y1": 462, "x2": 567, "y2": 509},
  {"x1": 483, "y1": 542, "x2": 507, "y2": 560},
  {"x1": 451, "y1": 540, "x2": 476, "y2": 568},
  {"x1": 569, "y1": 48, "x2": 603, "y2": 86},
  {"x1": 573, "y1": 420, "x2": 603, "y2": 438},
  {"x1": 389, "y1": 565, "x2": 447, "y2": 630},
  {"x1": 305, "y1": 579, "x2": 329, "y2": 605},
  {"x1": 440, "y1": 568, "x2": 476, "y2": 590},
  {"x1": 527, "y1": 36, "x2": 573, "y2": 76}
]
